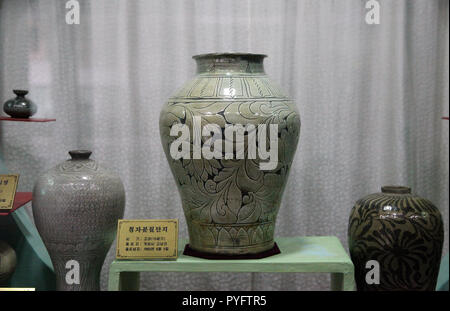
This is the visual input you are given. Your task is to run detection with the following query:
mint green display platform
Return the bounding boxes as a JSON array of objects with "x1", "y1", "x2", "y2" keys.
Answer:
[{"x1": 108, "y1": 236, "x2": 355, "y2": 291}]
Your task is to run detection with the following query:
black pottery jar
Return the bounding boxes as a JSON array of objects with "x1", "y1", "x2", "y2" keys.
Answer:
[
  {"x1": 3, "y1": 90, "x2": 37, "y2": 118},
  {"x1": 348, "y1": 186, "x2": 444, "y2": 291}
]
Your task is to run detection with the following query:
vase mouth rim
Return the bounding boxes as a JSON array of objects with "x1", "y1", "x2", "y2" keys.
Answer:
[
  {"x1": 381, "y1": 185, "x2": 412, "y2": 194},
  {"x1": 13, "y1": 89, "x2": 29, "y2": 96},
  {"x1": 192, "y1": 52, "x2": 268, "y2": 60}
]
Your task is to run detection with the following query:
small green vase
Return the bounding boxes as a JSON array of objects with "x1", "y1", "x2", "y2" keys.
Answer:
[
  {"x1": 0, "y1": 240, "x2": 17, "y2": 286},
  {"x1": 3, "y1": 90, "x2": 37, "y2": 118}
]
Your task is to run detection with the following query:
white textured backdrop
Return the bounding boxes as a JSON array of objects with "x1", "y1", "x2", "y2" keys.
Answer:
[{"x1": 0, "y1": 0, "x2": 448, "y2": 291}]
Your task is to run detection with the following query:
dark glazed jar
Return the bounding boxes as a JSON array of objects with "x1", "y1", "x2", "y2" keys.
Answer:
[
  {"x1": 3, "y1": 90, "x2": 37, "y2": 118},
  {"x1": 348, "y1": 186, "x2": 444, "y2": 291}
]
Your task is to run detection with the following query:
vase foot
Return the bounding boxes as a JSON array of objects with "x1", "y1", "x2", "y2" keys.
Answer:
[{"x1": 183, "y1": 242, "x2": 281, "y2": 260}]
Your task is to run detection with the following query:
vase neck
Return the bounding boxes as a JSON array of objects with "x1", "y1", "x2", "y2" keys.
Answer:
[
  {"x1": 381, "y1": 185, "x2": 411, "y2": 194},
  {"x1": 69, "y1": 150, "x2": 92, "y2": 160},
  {"x1": 193, "y1": 53, "x2": 266, "y2": 75},
  {"x1": 13, "y1": 90, "x2": 28, "y2": 97}
]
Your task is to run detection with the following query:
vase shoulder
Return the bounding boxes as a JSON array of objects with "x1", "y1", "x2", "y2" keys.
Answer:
[
  {"x1": 169, "y1": 74, "x2": 289, "y2": 101},
  {"x1": 354, "y1": 191, "x2": 442, "y2": 216}
]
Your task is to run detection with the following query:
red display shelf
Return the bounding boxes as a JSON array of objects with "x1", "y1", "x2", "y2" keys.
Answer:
[
  {"x1": 443, "y1": 117, "x2": 449, "y2": 120},
  {"x1": 0, "y1": 116, "x2": 56, "y2": 122},
  {"x1": 0, "y1": 192, "x2": 32, "y2": 216}
]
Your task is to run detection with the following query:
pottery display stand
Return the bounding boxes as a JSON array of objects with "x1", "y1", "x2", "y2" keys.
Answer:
[
  {"x1": 436, "y1": 116, "x2": 449, "y2": 291},
  {"x1": 437, "y1": 254, "x2": 449, "y2": 291},
  {"x1": 0, "y1": 117, "x2": 56, "y2": 290},
  {"x1": 108, "y1": 236, "x2": 355, "y2": 291}
]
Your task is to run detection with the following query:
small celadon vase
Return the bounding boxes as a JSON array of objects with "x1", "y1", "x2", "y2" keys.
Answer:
[
  {"x1": 0, "y1": 240, "x2": 17, "y2": 286},
  {"x1": 32, "y1": 150, "x2": 125, "y2": 291},
  {"x1": 160, "y1": 53, "x2": 301, "y2": 256},
  {"x1": 348, "y1": 186, "x2": 444, "y2": 291},
  {"x1": 3, "y1": 90, "x2": 37, "y2": 118}
]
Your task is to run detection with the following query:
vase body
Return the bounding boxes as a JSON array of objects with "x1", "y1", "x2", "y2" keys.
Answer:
[
  {"x1": 160, "y1": 53, "x2": 301, "y2": 255},
  {"x1": 3, "y1": 90, "x2": 37, "y2": 118},
  {"x1": 32, "y1": 150, "x2": 125, "y2": 290},
  {"x1": 0, "y1": 240, "x2": 17, "y2": 286},
  {"x1": 348, "y1": 186, "x2": 444, "y2": 291}
]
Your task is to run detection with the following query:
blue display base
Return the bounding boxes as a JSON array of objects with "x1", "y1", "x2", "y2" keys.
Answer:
[
  {"x1": 437, "y1": 253, "x2": 449, "y2": 291},
  {"x1": 0, "y1": 151, "x2": 55, "y2": 290}
]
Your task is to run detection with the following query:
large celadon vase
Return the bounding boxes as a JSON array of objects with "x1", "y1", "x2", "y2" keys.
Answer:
[
  {"x1": 32, "y1": 150, "x2": 125, "y2": 290},
  {"x1": 160, "y1": 53, "x2": 301, "y2": 256}
]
